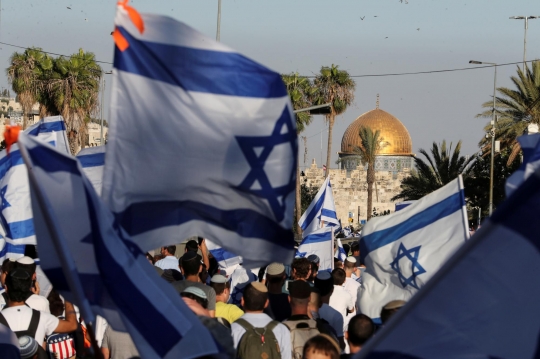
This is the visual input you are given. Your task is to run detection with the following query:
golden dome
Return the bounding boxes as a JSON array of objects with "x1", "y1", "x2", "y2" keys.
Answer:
[{"x1": 340, "y1": 108, "x2": 413, "y2": 156}]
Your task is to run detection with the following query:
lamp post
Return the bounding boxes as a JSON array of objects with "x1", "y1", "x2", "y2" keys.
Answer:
[
  {"x1": 100, "y1": 71, "x2": 113, "y2": 145},
  {"x1": 216, "y1": 0, "x2": 222, "y2": 41},
  {"x1": 469, "y1": 60, "x2": 497, "y2": 215},
  {"x1": 509, "y1": 16, "x2": 540, "y2": 71}
]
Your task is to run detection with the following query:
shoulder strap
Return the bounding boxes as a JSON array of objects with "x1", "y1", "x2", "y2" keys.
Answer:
[
  {"x1": 27, "y1": 309, "x2": 41, "y2": 337},
  {"x1": 265, "y1": 320, "x2": 280, "y2": 332},
  {"x1": 0, "y1": 312, "x2": 9, "y2": 329},
  {"x1": 235, "y1": 318, "x2": 254, "y2": 331}
]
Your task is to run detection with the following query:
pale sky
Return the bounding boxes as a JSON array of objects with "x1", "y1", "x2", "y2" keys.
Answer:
[{"x1": 1, "y1": 0, "x2": 539, "y2": 168}]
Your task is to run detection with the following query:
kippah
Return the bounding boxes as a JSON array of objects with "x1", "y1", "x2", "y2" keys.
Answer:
[
  {"x1": 307, "y1": 254, "x2": 320, "y2": 264},
  {"x1": 316, "y1": 271, "x2": 332, "y2": 280},
  {"x1": 211, "y1": 274, "x2": 228, "y2": 283},
  {"x1": 182, "y1": 286, "x2": 208, "y2": 300},
  {"x1": 16, "y1": 256, "x2": 34, "y2": 265},
  {"x1": 250, "y1": 281, "x2": 268, "y2": 293},
  {"x1": 19, "y1": 335, "x2": 38, "y2": 359},
  {"x1": 266, "y1": 263, "x2": 285, "y2": 276},
  {"x1": 345, "y1": 256, "x2": 356, "y2": 264},
  {"x1": 288, "y1": 280, "x2": 311, "y2": 299},
  {"x1": 383, "y1": 300, "x2": 406, "y2": 310}
]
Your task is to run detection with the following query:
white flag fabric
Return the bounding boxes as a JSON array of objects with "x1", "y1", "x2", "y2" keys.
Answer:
[
  {"x1": 335, "y1": 238, "x2": 347, "y2": 262},
  {"x1": 357, "y1": 169, "x2": 540, "y2": 359},
  {"x1": 0, "y1": 323, "x2": 18, "y2": 359},
  {"x1": 505, "y1": 133, "x2": 540, "y2": 197},
  {"x1": 0, "y1": 116, "x2": 69, "y2": 262},
  {"x1": 76, "y1": 146, "x2": 105, "y2": 195},
  {"x1": 358, "y1": 177, "x2": 469, "y2": 321},
  {"x1": 299, "y1": 177, "x2": 340, "y2": 238},
  {"x1": 103, "y1": 6, "x2": 296, "y2": 268},
  {"x1": 297, "y1": 226, "x2": 334, "y2": 271},
  {"x1": 205, "y1": 239, "x2": 242, "y2": 272},
  {"x1": 19, "y1": 133, "x2": 220, "y2": 359}
]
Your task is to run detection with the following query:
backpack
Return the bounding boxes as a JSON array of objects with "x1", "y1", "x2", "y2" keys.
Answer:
[
  {"x1": 283, "y1": 318, "x2": 320, "y2": 359},
  {"x1": 236, "y1": 319, "x2": 282, "y2": 359},
  {"x1": 0, "y1": 308, "x2": 49, "y2": 359}
]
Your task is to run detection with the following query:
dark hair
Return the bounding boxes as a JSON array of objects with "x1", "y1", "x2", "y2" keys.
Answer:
[
  {"x1": 210, "y1": 281, "x2": 230, "y2": 296},
  {"x1": 333, "y1": 258, "x2": 343, "y2": 269},
  {"x1": 343, "y1": 244, "x2": 350, "y2": 256},
  {"x1": 302, "y1": 335, "x2": 340, "y2": 359},
  {"x1": 164, "y1": 245, "x2": 176, "y2": 256},
  {"x1": 181, "y1": 292, "x2": 209, "y2": 309},
  {"x1": 1, "y1": 259, "x2": 16, "y2": 275},
  {"x1": 347, "y1": 314, "x2": 375, "y2": 346},
  {"x1": 145, "y1": 252, "x2": 155, "y2": 264},
  {"x1": 5, "y1": 269, "x2": 32, "y2": 302},
  {"x1": 266, "y1": 272, "x2": 285, "y2": 284},
  {"x1": 381, "y1": 304, "x2": 404, "y2": 324},
  {"x1": 243, "y1": 283, "x2": 268, "y2": 311},
  {"x1": 185, "y1": 240, "x2": 198, "y2": 252},
  {"x1": 16, "y1": 262, "x2": 36, "y2": 277},
  {"x1": 292, "y1": 258, "x2": 311, "y2": 280},
  {"x1": 180, "y1": 255, "x2": 201, "y2": 276},
  {"x1": 332, "y1": 268, "x2": 346, "y2": 286},
  {"x1": 48, "y1": 290, "x2": 65, "y2": 317},
  {"x1": 351, "y1": 242, "x2": 360, "y2": 253},
  {"x1": 344, "y1": 259, "x2": 356, "y2": 270}
]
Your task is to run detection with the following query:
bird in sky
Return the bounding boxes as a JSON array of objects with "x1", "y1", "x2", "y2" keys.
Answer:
[
  {"x1": 67, "y1": 6, "x2": 71, "y2": 9},
  {"x1": 417, "y1": 28, "x2": 420, "y2": 31},
  {"x1": 385, "y1": 37, "x2": 388, "y2": 39},
  {"x1": 360, "y1": 16, "x2": 365, "y2": 20}
]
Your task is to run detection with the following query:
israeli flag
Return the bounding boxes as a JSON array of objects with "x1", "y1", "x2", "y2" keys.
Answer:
[
  {"x1": 297, "y1": 226, "x2": 334, "y2": 271},
  {"x1": 395, "y1": 200, "x2": 416, "y2": 212},
  {"x1": 299, "y1": 177, "x2": 340, "y2": 238},
  {"x1": 358, "y1": 171, "x2": 540, "y2": 359},
  {"x1": 343, "y1": 226, "x2": 352, "y2": 238},
  {"x1": 76, "y1": 146, "x2": 105, "y2": 195},
  {"x1": 0, "y1": 116, "x2": 69, "y2": 262},
  {"x1": 102, "y1": 6, "x2": 296, "y2": 268},
  {"x1": 205, "y1": 239, "x2": 242, "y2": 271},
  {"x1": 19, "y1": 133, "x2": 220, "y2": 359},
  {"x1": 505, "y1": 133, "x2": 540, "y2": 197},
  {"x1": 335, "y1": 238, "x2": 347, "y2": 262},
  {"x1": 358, "y1": 177, "x2": 469, "y2": 320}
]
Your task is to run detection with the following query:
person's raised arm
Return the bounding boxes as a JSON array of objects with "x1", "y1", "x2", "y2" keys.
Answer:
[
  {"x1": 54, "y1": 301, "x2": 78, "y2": 333},
  {"x1": 199, "y1": 239, "x2": 210, "y2": 270}
]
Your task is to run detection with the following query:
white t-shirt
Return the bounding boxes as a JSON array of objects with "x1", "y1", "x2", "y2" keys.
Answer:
[
  {"x1": 231, "y1": 313, "x2": 292, "y2": 359},
  {"x1": 26, "y1": 294, "x2": 50, "y2": 313},
  {"x1": 329, "y1": 285, "x2": 354, "y2": 324},
  {"x1": 343, "y1": 278, "x2": 360, "y2": 306},
  {"x1": 319, "y1": 303, "x2": 344, "y2": 337},
  {"x1": 154, "y1": 256, "x2": 180, "y2": 272},
  {"x1": 1, "y1": 305, "x2": 59, "y2": 343}
]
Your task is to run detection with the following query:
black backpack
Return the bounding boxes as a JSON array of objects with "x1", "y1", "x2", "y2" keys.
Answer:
[
  {"x1": 236, "y1": 319, "x2": 282, "y2": 359},
  {"x1": 0, "y1": 308, "x2": 48, "y2": 359}
]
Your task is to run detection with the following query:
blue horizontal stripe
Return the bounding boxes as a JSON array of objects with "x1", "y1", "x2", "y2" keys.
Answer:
[
  {"x1": 210, "y1": 247, "x2": 239, "y2": 262},
  {"x1": 300, "y1": 230, "x2": 332, "y2": 244},
  {"x1": 300, "y1": 194, "x2": 325, "y2": 231},
  {"x1": 77, "y1": 153, "x2": 105, "y2": 168},
  {"x1": 321, "y1": 209, "x2": 337, "y2": 219},
  {"x1": 0, "y1": 151, "x2": 23, "y2": 179},
  {"x1": 28, "y1": 147, "x2": 79, "y2": 175},
  {"x1": 3, "y1": 219, "x2": 34, "y2": 240},
  {"x1": 26, "y1": 121, "x2": 66, "y2": 136},
  {"x1": 114, "y1": 27, "x2": 286, "y2": 98},
  {"x1": 360, "y1": 191, "x2": 464, "y2": 260},
  {"x1": 116, "y1": 200, "x2": 294, "y2": 250}
]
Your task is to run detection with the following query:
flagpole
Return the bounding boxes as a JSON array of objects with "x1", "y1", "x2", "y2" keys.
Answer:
[{"x1": 19, "y1": 141, "x2": 103, "y2": 359}]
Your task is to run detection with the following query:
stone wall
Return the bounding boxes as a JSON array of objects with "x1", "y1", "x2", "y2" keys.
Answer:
[{"x1": 302, "y1": 159, "x2": 410, "y2": 224}]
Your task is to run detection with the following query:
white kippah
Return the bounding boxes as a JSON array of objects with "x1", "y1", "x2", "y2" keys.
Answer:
[
  {"x1": 346, "y1": 256, "x2": 356, "y2": 264},
  {"x1": 16, "y1": 256, "x2": 34, "y2": 265}
]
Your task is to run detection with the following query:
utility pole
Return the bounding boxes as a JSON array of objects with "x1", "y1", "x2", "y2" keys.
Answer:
[
  {"x1": 216, "y1": 0, "x2": 222, "y2": 41},
  {"x1": 510, "y1": 16, "x2": 539, "y2": 71}
]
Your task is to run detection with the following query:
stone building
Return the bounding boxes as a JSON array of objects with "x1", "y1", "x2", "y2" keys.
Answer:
[{"x1": 303, "y1": 99, "x2": 414, "y2": 225}]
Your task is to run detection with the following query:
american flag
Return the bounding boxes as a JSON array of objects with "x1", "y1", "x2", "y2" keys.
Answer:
[{"x1": 46, "y1": 332, "x2": 75, "y2": 359}]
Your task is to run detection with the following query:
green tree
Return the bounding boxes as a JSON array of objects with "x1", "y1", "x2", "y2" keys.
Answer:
[
  {"x1": 477, "y1": 61, "x2": 540, "y2": 165},
  {"x1": 355, "y1": 127, "x2": 381, "y2": 221},
  {"x1": 392, "y1": 140, "x2": 473, "y2": 201},
  {"x1": 314, "y1": 64, "x2": 356, "y2": 177},
  {"x1": 282, "y1": 73, "x2": 315, "y2": 235}
]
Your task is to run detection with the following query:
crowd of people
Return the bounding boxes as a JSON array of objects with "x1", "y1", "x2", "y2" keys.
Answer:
[{"x1": 0, "y1": 238, "x2": 406, "y2": 359}]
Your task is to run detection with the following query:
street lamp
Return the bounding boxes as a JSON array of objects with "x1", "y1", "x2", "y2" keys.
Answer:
[
  {"x1": 509, "y1": 16, "x2": 540, "y2": 71},
  {"x1": 100, "y1": 71, "x2": 113, "y2": 145},
  {"x1": 469, "y1": 60, "x2": 497, "y2": 215},
  {"x1": 216, "y1": 0, "x2": 222, "y2": 41}
]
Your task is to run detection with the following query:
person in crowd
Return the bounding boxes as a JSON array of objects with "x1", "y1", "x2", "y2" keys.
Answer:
[
  {"x1": 0, "y1": 259, "x2": 17, "y2": 310},
  {"x1": 314, "y1": 272, "x2": 345, "y2": 350},
  {"x1": 291, "y1": 258, "x2": 311, "y2": 281},
  {"x1": 184, "y1": 240, "x2": 199, "y2": 253},
  {"x1": 0, "y1": 269, "x2": 78, "y2": 347},
  {"x1": 307, "y1": 288, "x2": 339, "y2": 343},
  {"x1": 342, "y1": 244, "x2": 350, "y2": 257},
  {"x1": 284, "y1": 280, "x2": 338, "y2": 358},
  {"x1": 231, "y1": 282, "x2": 291, "y2": 359},
  {"x1": 306, "y1": 255, "x2": 320, "y2": 283},
  {"x1": 342, "y1": 257, "x2": 360, "y2": 314},
  {"x1": 154, "y1": 245, "x2": 180, "y2": 272},
  {"x1": 329, "y1": 269, "x2": 354, "y2": 334},
  {"x1": 380, "y1": 300, "x2": 406, "y2": 325},
  {"x1": 181, "y1": 287, "x2": 209, "y2": 309},
  {"x1": 172, "y1": 251, "x2": 216, "y2": 317},
  {"x1": 145, "y1": 252, "x2": 155, "y2": 265},
  {"x1": 14, "y1": 257, "x2": 50, "y2": 314},
  {"x1": 101, "y1": 325, "x2": 140, "y2": 359},
  {"x1": 302, "y1": 334, "x2": 340, "y2": 359},
  {"x1": 264, "y1": 263, "x2": 291, "y2": 322},
  {"x1": 210, "y1": 274, "x2": 244, "y2": 323},
  {"x1": 341, "y1": 314, "x2": 375, "y2": 358},
  {"x1": 46, "y1": 291, "x2": 83, "y2": 359},
  {"x1": 334, "y1": 259, "x2": 343, "y2": 269},
  {"x1": 350, "y1": 243, "x2": 361, "y2": 265},
  {"x1": 18, "y1": 335, "x2": 39, "y2": 359}
]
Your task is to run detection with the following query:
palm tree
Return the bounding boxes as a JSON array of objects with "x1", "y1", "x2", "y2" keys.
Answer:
[
  {"x1": 477, "y1": 61, "x2": 540, "y2": 165},
  {"x1": 314, "y1": 64, "x2": 356, "y2": 177},
  {"x1": 355, "y1": 126, "x2": 381, "y2": 221},
  {"x1": 392, "y1": 140, "x2": 473, "y2": 201},
  {"x1": 282, "y1": 73, "x2": 315, "y2": 236},
  {"x1": 6, "y1": 47, "x2": 52, "y2": 129}
]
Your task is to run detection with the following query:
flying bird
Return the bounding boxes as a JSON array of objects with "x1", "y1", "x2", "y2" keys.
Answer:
[
  {"x1": 374, "y1": 16, "x2": 378, "y2": 17},
  {"x1": 385, "y1": 37, "x2": 388, "y2": 39},
  {"x1": 417, "y1": 28, "x2": 420, "y2": 31},
  {"x1": 360, "y1": 16, "x2": 365, "y2": 20},
  {"x1": 67, "y1": 6, "x2": 71, "y2": 9}
]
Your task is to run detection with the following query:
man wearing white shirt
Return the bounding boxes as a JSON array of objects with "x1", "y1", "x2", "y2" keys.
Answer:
[
  {"x1": 343, "y1": 257, "x2": 360, "y2": 312},
  {"x1": 329, "y1": 268, "x2": 354, "y2": 331},
  {"x1": 14, "y1": 257, "x2": 50, "y2": 313},
  {"x1": 154, "y1": 245, "x2": 180, "y2": 272},
  {"x1": 231, "y1": 282, "x2": 291, "y2": 359}
]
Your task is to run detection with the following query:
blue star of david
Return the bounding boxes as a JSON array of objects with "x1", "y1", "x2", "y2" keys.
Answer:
[
  {"x1": 0, "y1": 185, "x2": 11, "y2": 210},
  {"x1": 390, "y1": 243, "x2": 426, "y2": 290},
  {"x1": 296, "y1": 251, "x2": 307, "y2": 258},
  {"x1": 235, "y1": 105, "x2": 297, "y2": 222}
]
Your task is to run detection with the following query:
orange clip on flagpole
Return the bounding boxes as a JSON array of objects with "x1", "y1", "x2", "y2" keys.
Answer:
[
  {"x1": 4, "y1": 125, "x2": 20, "y2": 155},
  {"x1": 114, "y1": 0, "x2": 145, "y2": 52}
]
